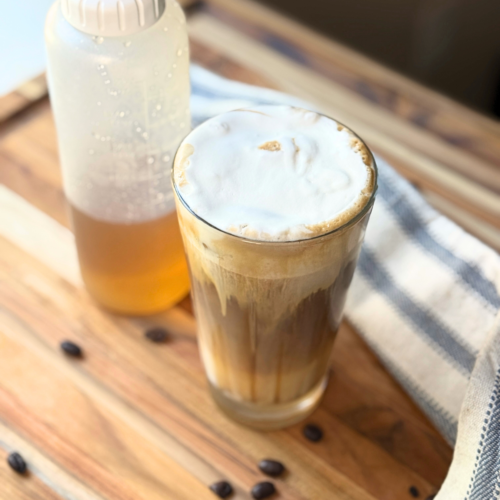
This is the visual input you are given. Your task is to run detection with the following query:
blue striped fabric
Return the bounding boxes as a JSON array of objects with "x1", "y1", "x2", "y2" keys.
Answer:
[
  {"x1": 359, "y1": 247, "x2": 476, "y2": 375},
  {"x1": 347, "y1": 156, "x2": 498, "y2": 444},
  {"x1": 377, "y1": 167, "x2": 500, "y2": 311},
  {"x1": 466, "y1": 370, "x2": 500, "y2": 500},
  {"x1": 189, "y1": 64, "x2": 500, "y2": 499}
]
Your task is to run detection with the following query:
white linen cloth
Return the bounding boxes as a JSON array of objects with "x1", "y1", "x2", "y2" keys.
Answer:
[{"x1": 190, "y1": 64, "x2": 500, "y2": 499}]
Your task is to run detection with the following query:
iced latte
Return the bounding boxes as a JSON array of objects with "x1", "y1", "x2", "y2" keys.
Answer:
[{"x1": 173, "y1": 106, "x2": 377, "y2": 429}]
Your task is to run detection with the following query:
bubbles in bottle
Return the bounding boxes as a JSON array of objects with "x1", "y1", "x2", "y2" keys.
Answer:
[
  {"x1": 177, "y1": 49, "x2": 183, "y2": 56},
  {"x1": 156, "y1": 104, "x2": 162, "y2": 110},
  {"x1": 163, "y1": 27, "x2": 169, "y2": 32},
  {"x1": 147, "y1": 157, "x2": 155, "y2": 165},
  {"x1": 162, "y1": 154, "x2": 170, "y2": 163},
  {"x1": 104, "y1": 79, "x2": 111, "y2": 85},
  {"x1": 168, "y1": 73, "x2": 172, "y2": 78},
  {"x1": 92, "y1": 36, "x2": 104, "y2": 44},
  {"x1": 97, "y1": 64, "x2": 105, "y2": 70}
]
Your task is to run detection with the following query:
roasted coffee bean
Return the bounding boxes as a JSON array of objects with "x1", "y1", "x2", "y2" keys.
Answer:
[
  {"x1": 303, "y1": 424, "x2": 323, "y2": 442},
  {"x1": 409, "y1": 486, "x2": 420, "y2": 497},
  {"x1": 258, "y1": 459, "x2": 285, "y2": 477},
  {"x1": 145, "y1": 327, "x2": 169, "y2": 343},
  {"x1": 7, "y1": 452, "x2": 27, "y2": 474},
  {"x1": 251, "y1": 481, "x2": 276, "y2": 499},
  {"x1": 426, "y1": 495, "x2": 436, "y2": 500},
  {"x1": 209, "y1": 481, "x2": 233, "y2": 498},
  {"x1": 60, "y1": 341, "x2": 82, "y2": 357}
]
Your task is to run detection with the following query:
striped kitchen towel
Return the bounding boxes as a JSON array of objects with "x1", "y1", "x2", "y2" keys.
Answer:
[{"x1": 190, "y1": 64, "x2": 500, "y2": 500}]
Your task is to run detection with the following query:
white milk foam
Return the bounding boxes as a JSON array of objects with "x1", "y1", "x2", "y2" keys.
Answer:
[{"x1": 174, "y1": 105, "x2": 375, "y2": 241}]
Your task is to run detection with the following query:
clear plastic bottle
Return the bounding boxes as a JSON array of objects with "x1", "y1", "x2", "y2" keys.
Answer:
[{"x1": 45, "y1": 0, "x2": 191, "y2": 314}]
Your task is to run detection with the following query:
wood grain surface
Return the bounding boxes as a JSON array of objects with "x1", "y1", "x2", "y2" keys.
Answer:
[
  {"x1": 0, "y1": 186, "x2": 449, "y2": 500},
  {"x1": 2, "y1": 0, "x2": 498, "y2": 498}
]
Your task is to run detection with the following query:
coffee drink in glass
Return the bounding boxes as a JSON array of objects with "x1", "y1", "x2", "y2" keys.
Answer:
[{"x1": 173, "y1": 105, "x2": 377, "y2": 429}]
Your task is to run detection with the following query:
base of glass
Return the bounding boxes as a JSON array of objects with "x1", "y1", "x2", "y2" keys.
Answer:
[{"x1": 209, "y1": 375, "x2": 328, "y2": 431}]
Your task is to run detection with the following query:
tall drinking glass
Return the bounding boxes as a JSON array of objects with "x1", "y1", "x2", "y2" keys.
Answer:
[{"x1": 173, "y1": 109, "x2": 377, "y2": 429}]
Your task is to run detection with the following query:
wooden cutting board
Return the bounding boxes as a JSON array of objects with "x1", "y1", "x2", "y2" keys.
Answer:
[{"x1": 3, "y1": 0, "x2": 499, "y2": 498}]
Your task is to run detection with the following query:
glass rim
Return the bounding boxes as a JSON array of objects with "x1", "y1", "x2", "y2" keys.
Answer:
[{"x1": 171, "y1": 107, "x2": 378, "y2": 246}]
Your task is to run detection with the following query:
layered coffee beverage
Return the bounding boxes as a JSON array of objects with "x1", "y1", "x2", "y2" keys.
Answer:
[{"x1": 173, "y1": 105, "x2": 377, "y2": 429}]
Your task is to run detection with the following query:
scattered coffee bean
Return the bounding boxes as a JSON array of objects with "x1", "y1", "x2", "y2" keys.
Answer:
[
  {"x1": 251, "y1": 481, "x2": 276, "y2": 499},
  {"x1": 60, "y1": 341, "x2": 82, "y2": 357},
  {"x1": 409, "y1": 485, "x2": 420, "y2": 497},
  {"x1": 209, "y1": 481, "x2": 233, "y2": 498},
  {"x1": 303, "y1": 424, "x2": 323, "y2": 442},
  {"x1": 145, "y1": 327, "x2": 169, "y2": 343},
  {"x1": 7, "y1": 452, "x2": 27, "y2": 474},
  {"x1": 258, "y1": 459, "x2": 285, "y2": 477}
]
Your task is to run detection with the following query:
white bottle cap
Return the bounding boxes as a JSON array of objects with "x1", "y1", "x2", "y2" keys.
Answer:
[{"x1": 61, "y1": 0, "x2": 166, "y2": 37}]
